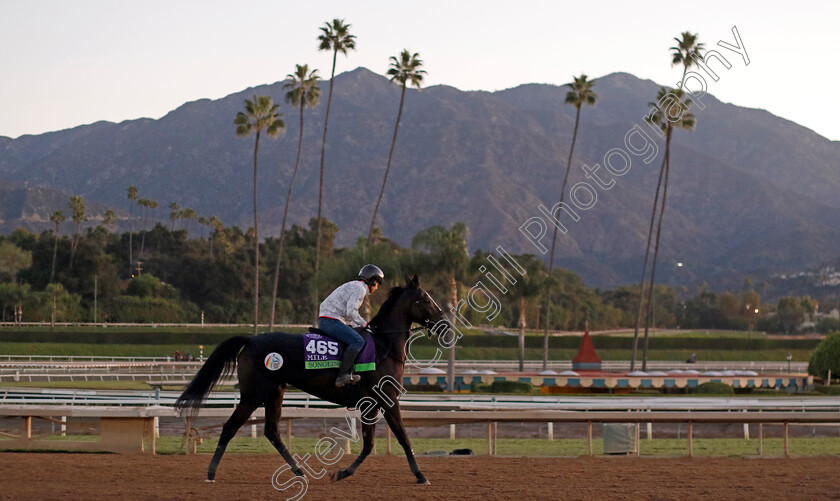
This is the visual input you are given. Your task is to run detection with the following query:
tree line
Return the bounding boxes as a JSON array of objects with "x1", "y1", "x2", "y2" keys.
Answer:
[{"x1": 0, "y1": 216, "x2": 831, "y2": 338}]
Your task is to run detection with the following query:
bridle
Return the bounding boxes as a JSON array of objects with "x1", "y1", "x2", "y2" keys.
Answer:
[
  {"x1": 367, "y1": 288, "x2": 445, "y2": 363},
  {"x1": 415, "y1": 292, "x2": 445, "y2": 336}
]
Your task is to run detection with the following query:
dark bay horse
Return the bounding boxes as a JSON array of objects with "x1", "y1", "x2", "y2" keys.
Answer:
[{"x1": 176, "y1": 274, "x2": 446, "y2": 484}]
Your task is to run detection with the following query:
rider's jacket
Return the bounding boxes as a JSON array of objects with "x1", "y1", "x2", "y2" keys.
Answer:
[{"x1": 318, "y1": 280, "x2": 369, "y2": 328}]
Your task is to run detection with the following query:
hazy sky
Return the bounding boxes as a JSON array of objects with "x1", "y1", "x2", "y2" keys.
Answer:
[{"x1": 2, "y1": 0, "x2": 838, "y2": 140}]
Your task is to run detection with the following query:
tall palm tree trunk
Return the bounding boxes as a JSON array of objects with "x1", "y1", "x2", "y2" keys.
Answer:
[
  {"x1": 518, "y1": 298, "x2": 527, "y2": 372},
  {"x1": 542, "y1": 105, "x2": 581, "y2": 370},
  {"x1": 630, "y1": 151, "x2": 667, "y2": 370},
  {"x1": 50, "y1": 230, "x2": 59, "y2": 283},
  {"x1": 314, "y1": 50, "x2": 338, "y2": 323},
  {"x1": 252, "y1": 132, "x2": 261, "y2": 335},
  {"x1": 69, "y1": 228, "x2": 79, "y2": 273},
  {"x1": 446, "y1": 275, "x2": 458, "y2": 392},
  {"x1": 641, "y1": 127, "x2": 672, "y2": 370},
  {"x1": 128, "y1": 202, "x2": 133, "y2": 268},
  {"x1": 140, "y1": 206, "x2": 148, "y2": 257},
  {"x1": 269, "y1": 102, "x2": 306, "y2": 329},
  {"x1": 368, "y1": 84, "x2": 407, "y2": 242}
]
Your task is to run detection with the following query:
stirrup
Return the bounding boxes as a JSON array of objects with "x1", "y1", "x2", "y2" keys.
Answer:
[{"x1": 335, "y1": 373, "x2": 361, "y2": 388}]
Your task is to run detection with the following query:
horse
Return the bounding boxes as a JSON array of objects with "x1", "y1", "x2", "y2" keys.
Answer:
[{"x1": 175, "y1": 274, "x2": 446, "y2": 484}]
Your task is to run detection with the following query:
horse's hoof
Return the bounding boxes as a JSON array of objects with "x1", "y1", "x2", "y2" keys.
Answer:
[
  {"x1": 331, "y1": 469, "x2": 350, "y2": 482},
  {"x1": 417, "y1": 478, "x2": 431, "y2": 485},
  {"x1": 205, "y1": 480, "x2": 215, "y2": 483},
  {"x1": 293, "y1": 468, "x2": 305, "y2": 477}
]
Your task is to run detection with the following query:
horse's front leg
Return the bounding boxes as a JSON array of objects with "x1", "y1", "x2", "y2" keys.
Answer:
[
  {"x1": 383, "y1": 404, "x2": 429, "y2": 485},
  {"x1": 332, "y1": 419, "x2": 376, "y2": 481}
]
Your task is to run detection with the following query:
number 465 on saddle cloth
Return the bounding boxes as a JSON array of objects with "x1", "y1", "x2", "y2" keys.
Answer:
[{"x1": 302, "y1": 330, "x2": 376, "y2": 372}]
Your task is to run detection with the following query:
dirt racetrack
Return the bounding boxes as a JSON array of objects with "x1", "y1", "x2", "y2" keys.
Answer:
[{"x1": 1, "y1": 453, "x2": 839, "y2": 501}]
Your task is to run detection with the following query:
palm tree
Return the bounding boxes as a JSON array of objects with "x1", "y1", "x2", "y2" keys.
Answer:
[
  {"x1": 149, "y1": 200, "x2": 159, "y2": 232},
  {"x1": 508, "y1": 255, "x2": 548, "y2": 371},
  {"x1": 169, "y1": 202, "x2": 180, "y2": 230},
  {"x1": 103, "y1": 209, "x2": 115, "y2": 228},
  {"x1": 198, "y1": 216, "x2": 209, "y2": 239},
  {"x1": 235, "y1": 95, "x2": 285, "y2": 334},
  {"x1": 48, "y1": 210, "x2": 65, "y2": 283},
  {"x1": 542, "y1": 74, "x2": 597, "y2": 369},
  {"x1": 631, "y1": 33, "x2": 704, "y2": 370},
  {"x1": 671, "y1": 31, "x2": 705, "y2": 82},
  {"x1": 138, "y1": 198, "x2": 157, "y2": 256},
  {"x1": 268, "y1": 64, "x2": 321, "y2": 329},
  {"x1": 368, "y1": 50, "x2": 426, "y2": 243},
  {"x1": 67, "y1": 195, "x2": 86, "y2": 271},
  {"x1": 632, "y1": 87, "x2": 695, "y2": 370},
  {"x1": 629, "y1": 142, "x2": 667, "y2": 371},
  {"x1": 127, "y1": 186, "x2": 138, "y2": 267},
  {"x1": 181, "y1": 208, "x2": 198, "y2": 237},
  {"x1": 412, "y1": 222, "x2": 469, "y2": 391},
  {"x1": 314, "y1": 19, "x2": 356, "y2": 322},
  {"x1": 206, "y1": 216, "x2": 223, "y2": 256}
]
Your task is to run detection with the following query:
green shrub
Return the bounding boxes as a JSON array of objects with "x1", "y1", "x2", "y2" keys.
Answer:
[
  {"x1": 813, "y1": 385, "x2": 840, "y2": 395},
  {"x1": 485, "y1": 381, "x2": 534, "y2": 393},
  {"x1": 104, "y1": 296, "x2": 185, "y2": 323},
  {"x1": 470, "y1": 381, "x2": 534, "y2": 394},
  {"x1": 816, "y1": 318, "x2": 840, "y2": 334},
  {"x1": 455, "y1": 335, "x2": 818, "y2": 351},
  {"x1": 470, "y1": 382, "x2": 490, "y2": 393},
  {"x1": 404, "y1": 383, "x2": 444, "y2": 392},
  {"x1": 630, "y1": 389, "x2": 663, "y2": 395},
  {"x1": 808, "y1": 332, "x2": 840, "y2": 380},
  {"x1": 695, "y1": 382, "x2": 734, "y2": 395},
  {"x1": 750, "y1": 388, "x2": 781, "y2": 395}
]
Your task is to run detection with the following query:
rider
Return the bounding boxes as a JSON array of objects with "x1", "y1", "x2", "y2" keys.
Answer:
[{"x1": 318, "y1": 264, "x2": 384, "y2": 387}]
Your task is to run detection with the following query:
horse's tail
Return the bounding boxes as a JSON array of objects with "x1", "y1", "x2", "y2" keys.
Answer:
[{"x1": 176, "y1": 336, "x2": 250, "y2": 416}]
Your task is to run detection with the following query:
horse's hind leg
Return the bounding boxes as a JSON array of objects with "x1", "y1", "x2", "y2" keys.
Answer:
[
  {"x1": 206, "y1": 399, "x2": 260, "y2": 481},
  {"x1": 264, "y1": 385, "x2": 305, "y2": 476}
]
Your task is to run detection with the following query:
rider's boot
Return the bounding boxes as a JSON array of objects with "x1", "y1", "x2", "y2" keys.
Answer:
[{"x1": 335, "y1": 346, "x2": 362, "y2": 387}]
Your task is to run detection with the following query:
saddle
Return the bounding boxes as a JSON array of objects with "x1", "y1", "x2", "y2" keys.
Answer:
[{"x1": 303, "y1": 327, "x2": 376, "y2": 372}]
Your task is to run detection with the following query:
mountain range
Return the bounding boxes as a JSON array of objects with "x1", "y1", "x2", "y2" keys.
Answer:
[{"x1": 0, "y1": 68, "x2": 838, "y2": 289}]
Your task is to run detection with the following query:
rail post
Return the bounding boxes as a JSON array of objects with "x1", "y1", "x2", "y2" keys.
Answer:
[
  {"x1": 759, "y1": 410, "x2": 763, "y2": 456},
  {"x1": 784, "y1": 422, "x2": 789, "y2": 457},
  {"x1": 688, "y1": 421, "x2": 693, "y2": 457},
  {"x1": 487, "y1": 422, "x2": 493, "y2": 456}
]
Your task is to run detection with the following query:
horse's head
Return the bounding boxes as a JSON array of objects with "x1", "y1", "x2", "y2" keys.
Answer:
[
  {"x1": 372, "y1": 274, "x2": 449, "y2": 338},
  {"x1": 402, "y1": 274, "x2": 448, "y2": 334}
]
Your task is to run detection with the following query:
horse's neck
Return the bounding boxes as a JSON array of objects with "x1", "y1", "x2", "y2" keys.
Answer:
[{"x1": 372, "y1": 309, "x2": 412, "y2": 363}]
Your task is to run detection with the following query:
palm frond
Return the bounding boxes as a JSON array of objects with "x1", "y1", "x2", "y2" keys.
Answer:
[
  {"x1": 387, "y1": 50, "x2": 426, "y2": 89},
  {"x1": 317, "y1": 19, "x2": 356, "y2": 55},
  {"x1": 234, "y1": 95, "x2": 284, "y2": 138},
  {"x1": 564, "y1": 73, "x2": 597, "y2": 108}
]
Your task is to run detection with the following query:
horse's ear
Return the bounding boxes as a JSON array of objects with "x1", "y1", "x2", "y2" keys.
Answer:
[
  {"x1": 404, "y1": 273, "x2": 412, "y2": 286},
  {"x1": 411, "y1": 274, "x2": 419, "y2": 287}
]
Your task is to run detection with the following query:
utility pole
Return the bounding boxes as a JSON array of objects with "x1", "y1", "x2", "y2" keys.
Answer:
[{"x1": 94, "y1": 274, "x2": 98, "y2": 325}]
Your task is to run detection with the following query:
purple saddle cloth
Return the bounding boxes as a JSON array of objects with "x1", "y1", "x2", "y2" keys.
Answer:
[{"x1": 303, "y1": 328, "x2": 376, "y2": 372}]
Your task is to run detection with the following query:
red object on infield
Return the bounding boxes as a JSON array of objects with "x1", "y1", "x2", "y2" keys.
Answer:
[{"x1": 572, "y1": 331, "x2": 602, "y2": 370}]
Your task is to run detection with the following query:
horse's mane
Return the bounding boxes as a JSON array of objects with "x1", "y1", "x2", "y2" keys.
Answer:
[{"x1": 370, "y1": 286, "x2": 404, "y2": 326}]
